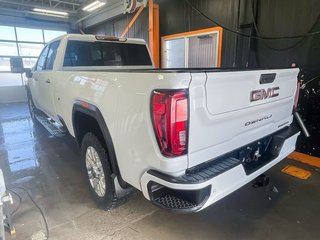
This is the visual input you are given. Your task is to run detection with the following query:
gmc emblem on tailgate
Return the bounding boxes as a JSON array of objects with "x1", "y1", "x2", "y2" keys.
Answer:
[{"x1": 250, "y1": 87, "x2": 279, "y2": 102}]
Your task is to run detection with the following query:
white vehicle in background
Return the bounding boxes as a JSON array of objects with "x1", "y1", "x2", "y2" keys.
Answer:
[{"x1": 10, "y1": 34, "x2": 300, "y2": 213}]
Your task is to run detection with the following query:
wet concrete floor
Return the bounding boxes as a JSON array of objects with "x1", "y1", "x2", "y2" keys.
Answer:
[{"x1": 0, "y1": 103, "x2": 319, "y2": 240}]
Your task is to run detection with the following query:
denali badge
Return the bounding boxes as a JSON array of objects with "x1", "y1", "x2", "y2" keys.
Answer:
[
  {"x1": 245, "y1": 114, "x2": 272, "y2": 126},
  {"x1": 250, "y1": 87, "x2": 279, "y2": 102}
]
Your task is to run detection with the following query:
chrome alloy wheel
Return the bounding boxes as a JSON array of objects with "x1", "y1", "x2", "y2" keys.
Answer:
[{"x1": 85, "y1": 146, "x2": 106, "y2": 197}]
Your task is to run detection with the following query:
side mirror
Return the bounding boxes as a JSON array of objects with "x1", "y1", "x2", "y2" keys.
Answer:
[
  {"x1": 10, "y1": 57, "x2": 25, "y2": 73},
  {"x1": 25, "y1": 68, "x2": 33, "y2": 78}
]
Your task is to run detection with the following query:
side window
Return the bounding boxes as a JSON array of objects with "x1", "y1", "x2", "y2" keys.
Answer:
[
  {"x1": 45, "y1": 40, "x2": 60, "y2": 70},
  {"x1": 36, "y1": 45, "x2": 49, "y2": 71}
]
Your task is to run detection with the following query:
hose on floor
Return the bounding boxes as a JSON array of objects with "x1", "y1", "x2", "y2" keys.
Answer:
[{"x1": 7, "y1": 187, "x2": 49, "y2": 239}]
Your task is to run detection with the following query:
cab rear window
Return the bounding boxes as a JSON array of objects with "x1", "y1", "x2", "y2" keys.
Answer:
[{"x1": 63, "y1": 40, "x2": 152, "y2": 67}]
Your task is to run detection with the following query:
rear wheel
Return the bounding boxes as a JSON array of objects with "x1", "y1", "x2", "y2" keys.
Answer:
[{"x1": 81, "y1": 132, "x2": 115, "y2": 209}]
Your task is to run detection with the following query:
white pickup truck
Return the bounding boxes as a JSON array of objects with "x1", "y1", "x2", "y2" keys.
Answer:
[{"x1": 10, "y1": 34, "x2": 301, "y2": 213}]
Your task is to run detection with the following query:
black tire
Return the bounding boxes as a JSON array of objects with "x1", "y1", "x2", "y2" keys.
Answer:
[{"x1": 81, "y1": 132, "x2": 116, "y2": 209}]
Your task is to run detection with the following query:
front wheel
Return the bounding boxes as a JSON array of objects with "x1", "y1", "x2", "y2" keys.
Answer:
[{"x1": 81, "y1": 133, "x2": 116, "y2": 209}]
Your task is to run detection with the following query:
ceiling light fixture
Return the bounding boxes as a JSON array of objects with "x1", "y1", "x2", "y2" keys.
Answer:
[
  {"x1": 82, "y1": 1, "x2": 106, "y2": 12},
  {"x1": 33, "y1": 8, "x2": 69, "y2": 16}
]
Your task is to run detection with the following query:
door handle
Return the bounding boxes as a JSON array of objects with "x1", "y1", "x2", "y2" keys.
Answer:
[
  {"x1": 45, "y1": 79, "x2": 51, "y2": 83},
  {"x1": 34, "y1": 78, "x2": 38, "y2": 81}
]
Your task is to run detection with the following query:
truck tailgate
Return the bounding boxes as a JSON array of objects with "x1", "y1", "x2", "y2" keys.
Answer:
[{"x1": 188, "y1": 68, "x2": 299, "y2": 168}]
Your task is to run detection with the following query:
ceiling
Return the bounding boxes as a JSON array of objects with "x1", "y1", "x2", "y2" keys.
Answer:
[
  {"x1": 0, "y1": 0, "x2": 124, "y2": 24},
  {"x1": 0, "y1": 0, "x2": 88, "y2": 15},
  {"x1": 0, "y1": 0, "x2": 144, "y2": 30}
]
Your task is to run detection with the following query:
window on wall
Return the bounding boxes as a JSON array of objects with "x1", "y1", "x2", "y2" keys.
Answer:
[
  {"x1": 0, "y1": 26, "x2": 66, "y2": 87},
  {"x1": 44, "y1": 30, "x2": 66, "y2": 43},
  {"x1": 0, "y1": 26, "x2": 16, "y2": 41},
  {"x1": 16, "y1": 27, "x2": 44, "y2": 43},
  {"x1": 18, "y1": 43, "x2": 44, "y2": 57}
]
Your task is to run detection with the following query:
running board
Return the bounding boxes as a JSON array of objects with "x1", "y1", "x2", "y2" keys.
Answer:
[{"x1": 35, "y1": 114, "x2": 65, "y2": 138}]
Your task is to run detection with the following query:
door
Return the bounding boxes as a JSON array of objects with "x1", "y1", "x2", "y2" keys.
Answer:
[
  {"x1": 30, "y1": 45, "x2": 49, "y2": 110},
  {"x1": 162, "y1": 38, "x2": 186, "y2": 68},
  {"x1": 161, "y1": 27, "x2": 222, "y2": 68},
  {"x1": 188, "y1": 33, "x2": 218, "y2": 68},
  {"x1": 39, "y1": 40, "x2": 60, "y2": 119}
]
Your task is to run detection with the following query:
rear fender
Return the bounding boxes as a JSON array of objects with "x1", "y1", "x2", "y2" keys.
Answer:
[{"x1": 72, "y1": 101, "x2": 130, "y2": 189}]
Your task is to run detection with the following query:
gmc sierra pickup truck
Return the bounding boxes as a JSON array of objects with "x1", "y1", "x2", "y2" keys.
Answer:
[{"x1": 10, "y1": 34, "x2": 301, "y2": 213}]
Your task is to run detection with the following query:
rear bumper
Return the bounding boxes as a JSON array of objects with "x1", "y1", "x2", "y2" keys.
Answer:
[{"x1": 140, "y1": 125, "x2": 300, "y2": 213}]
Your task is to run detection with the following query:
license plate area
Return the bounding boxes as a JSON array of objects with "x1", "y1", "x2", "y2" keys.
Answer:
[
  {"x1": 239, "y1": 136, "x2": 274, "y2": 175},
  {"x1": 240, "y1": 130, "x2": 290, "y2": 175},
  {"x1": 187, "y1": 126, "x2": 298, "y2": 177}
]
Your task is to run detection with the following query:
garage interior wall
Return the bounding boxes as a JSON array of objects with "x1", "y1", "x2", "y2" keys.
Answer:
[
  {"x1": 86, "y1": 0, "x2": 320, "y2": 157},
  {"x1": 87, "y1": 8, "x2": 149, "y2": 44},
  {"x1": 86, "y1": 0, "x2": 320, "y2": 70}
]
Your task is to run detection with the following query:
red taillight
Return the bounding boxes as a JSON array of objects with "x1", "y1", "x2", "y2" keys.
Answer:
[
  {"x1": 293, "y1": 81, "x2": 301, "y2": 112},
  {"x1": 151, "y1": 90, "x2": 188, "y2": 157}
]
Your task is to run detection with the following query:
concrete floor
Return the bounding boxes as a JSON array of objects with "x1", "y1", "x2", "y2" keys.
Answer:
[{"x1": 1, "y1": 103, "x2": 319, "y2": 240}]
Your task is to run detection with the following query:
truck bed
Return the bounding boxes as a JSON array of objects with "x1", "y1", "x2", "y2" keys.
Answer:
[{"x1": 61, "y1": 66, "x2": 292, "y2": 73}]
